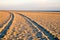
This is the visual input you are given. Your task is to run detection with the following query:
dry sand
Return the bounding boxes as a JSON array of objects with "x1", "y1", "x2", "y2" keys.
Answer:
[{"x1": 0, "y1": 11, "x2": 60, "y2": 40}]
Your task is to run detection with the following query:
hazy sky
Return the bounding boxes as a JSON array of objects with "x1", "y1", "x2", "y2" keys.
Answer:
[{"x1": 0, "y1": 0, "x2": 60, "y2": 10}]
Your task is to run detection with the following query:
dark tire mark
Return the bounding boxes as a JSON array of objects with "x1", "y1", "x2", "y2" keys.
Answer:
[
  {"x1": 0, "y1": 13, "x2": 14, "y2": 38},
  {"x1": 18, "y1": 14, "x2": 59, "y2": 40},
  {"x1": 24, "y1": 16, "x2": 39, "y2": 33},
  {"x1": 28, "y1": 36, "x2": 33, "y2": 40},
  {"x1": 36, "y1": 32, "x2": 42, "y2": 38},
  {"x1": 40, "y1": 37, "x2": 47, "y2": 40}
]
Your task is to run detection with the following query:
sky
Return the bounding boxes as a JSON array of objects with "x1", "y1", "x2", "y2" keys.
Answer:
[{"x1": 0, "y1": 0, "x2": 60, "y2": 10}]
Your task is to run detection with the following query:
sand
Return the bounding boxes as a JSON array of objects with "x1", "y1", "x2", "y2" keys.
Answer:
[{"x1": 0, "y1": 11, "x2": 60, "y2": 40}]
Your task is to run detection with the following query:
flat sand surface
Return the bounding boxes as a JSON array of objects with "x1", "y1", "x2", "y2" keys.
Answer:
[{"x1": 0, "y1": 11, "x2": 60, "y2": 40}]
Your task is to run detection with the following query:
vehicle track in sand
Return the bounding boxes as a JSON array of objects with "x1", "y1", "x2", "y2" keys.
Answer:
[
  {"x1": 0, "y1": 11, "x2": 59, "y2": 40},
  {"x1": 18, "y1": 13, "x2": 59, "y2": 40},
  {"x1": 0, "y1": 13, "x2": 14, "y2": 38}
]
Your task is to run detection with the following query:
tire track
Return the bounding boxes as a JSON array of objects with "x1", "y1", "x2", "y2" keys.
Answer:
[
  {"x1": 18, "y1": 13, "x2": 59, "y2": 40},
  {"x1": 0, "y1": 13, "x2": 14, "y2": 38}
]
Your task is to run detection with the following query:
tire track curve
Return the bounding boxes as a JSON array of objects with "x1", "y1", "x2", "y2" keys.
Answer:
[
  {"x1": 18, "y1": 13, "x2": 59, "y2": 40},
  {"x1": 0, "y1": 13, "x2": 14, "y2": 38}
]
